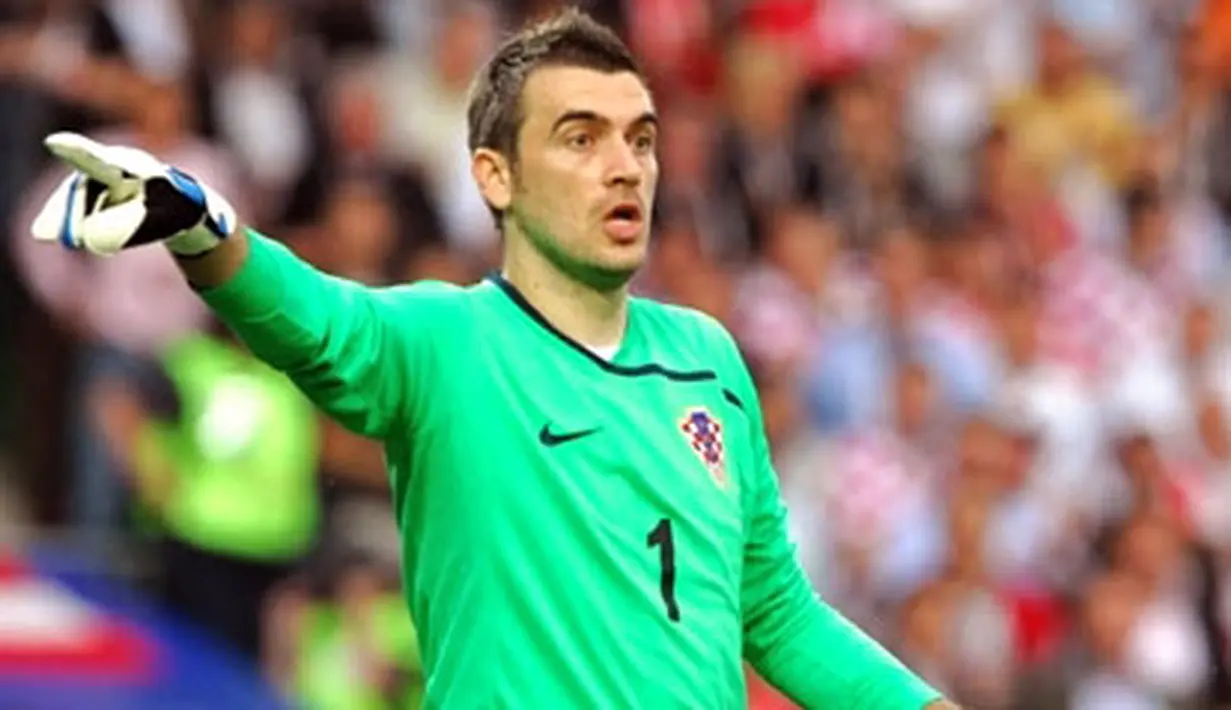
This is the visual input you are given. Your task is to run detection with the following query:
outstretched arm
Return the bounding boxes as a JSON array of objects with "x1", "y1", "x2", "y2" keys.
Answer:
[
  {"x1": 740, "y1": 449, "x2": 946, "y2": 709},
  {"x1": 724, "y1": 336, "x2": 947, "y2": 708},
  {"x1": 184, "y1": 227, "x2": 455, "y2": 439},
  {"x1": 30, "y1": 133, "x2": 457, "y2": 440}
]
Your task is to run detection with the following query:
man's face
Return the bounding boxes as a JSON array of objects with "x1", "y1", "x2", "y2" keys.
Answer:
[
  {"x1": 1038, "y1": 23, "x2": 1080, "y2": 88},
  {"x1": 505, "y1": 66, "x2": 659, "y2": 290},
  {"x1": 873, "y1": 228, "x2": 927, "y2": 299}
]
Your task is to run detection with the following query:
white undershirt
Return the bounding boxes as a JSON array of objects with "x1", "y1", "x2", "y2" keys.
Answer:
[{"x1": 589, "y1": 344, "x2": 620, "y2": 361}]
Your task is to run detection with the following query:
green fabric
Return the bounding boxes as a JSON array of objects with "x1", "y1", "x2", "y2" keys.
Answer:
[
  {"x1": 135, "y1": 333, "x2": 319, "y2": 561},
  {"x1": 200, "y1": 230, "x2": 943, "y2": 709}
]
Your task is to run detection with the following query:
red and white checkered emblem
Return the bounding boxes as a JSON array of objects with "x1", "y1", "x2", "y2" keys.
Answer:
[{"x1": 679, "y1": 407, "x2": 727, "y2": 488}]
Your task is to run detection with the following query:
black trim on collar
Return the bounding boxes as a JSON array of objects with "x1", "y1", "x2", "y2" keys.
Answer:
[{"x1": 486, "y1": 272, "x2": 717, "y2": 382}]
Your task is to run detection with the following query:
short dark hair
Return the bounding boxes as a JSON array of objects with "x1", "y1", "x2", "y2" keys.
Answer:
[{"x1": 467, "y1": 7, "x2": 644, "y2": 162}]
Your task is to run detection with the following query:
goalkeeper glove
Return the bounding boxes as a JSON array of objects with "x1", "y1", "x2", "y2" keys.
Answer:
[{"x1": 30, "y1": 132, "x2": 237, "y2": 257}]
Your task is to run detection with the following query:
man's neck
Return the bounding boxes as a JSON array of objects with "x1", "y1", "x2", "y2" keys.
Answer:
[{"x1": 502, "y1": 244, "x2": 629, "y2": 350}]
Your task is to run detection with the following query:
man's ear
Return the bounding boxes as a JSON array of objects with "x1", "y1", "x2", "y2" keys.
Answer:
[{"x1": 472, "y1": 148, "x2": 513, "y2": 212}]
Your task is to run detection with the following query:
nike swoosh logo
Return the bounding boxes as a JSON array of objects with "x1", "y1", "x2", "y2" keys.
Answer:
[{"x1": 539, "y1": 424, "x2": 599, "y2": 447}]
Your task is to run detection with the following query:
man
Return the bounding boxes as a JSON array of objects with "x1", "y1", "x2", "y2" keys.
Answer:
[
  {"x1": 30, "y1": 9, "x2": 955, "y2": 709},
  {"x1": 88, "y1": 321, "x2": 321, "y2": 661}
]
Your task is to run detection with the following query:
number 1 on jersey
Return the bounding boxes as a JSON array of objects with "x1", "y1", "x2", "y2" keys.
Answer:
[{"x1": 647, "y1": 518, "x2": 680, "y2": 622}]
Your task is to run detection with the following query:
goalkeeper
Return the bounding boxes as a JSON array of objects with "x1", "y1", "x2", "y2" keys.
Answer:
[{"x1": 31, "y1": 9, "x2": 956, "y2": 709}]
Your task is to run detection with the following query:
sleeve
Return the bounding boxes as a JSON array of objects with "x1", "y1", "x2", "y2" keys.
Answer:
[
  {"x1": 728, "y1": 336, "x2": 943, "y2": 709},
  {"x1": 195, "y1": 229, "x2": 459, "y2": 439}
]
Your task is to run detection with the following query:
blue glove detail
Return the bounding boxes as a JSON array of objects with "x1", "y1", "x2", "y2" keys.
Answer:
[
  {"x1": 167, "y1": 167, "x2": 207, "y2": 207},
  {"x1": 59, "y1": 174, "x2": 81, "y2": 250}
]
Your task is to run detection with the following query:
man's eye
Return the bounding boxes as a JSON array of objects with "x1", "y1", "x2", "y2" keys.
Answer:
[
  {"x1": 633, "y1": 133, "x2": 656, "y2": 153},
  {"x1": 567, "y1": 133, "x2": 594, "y2": 149}
]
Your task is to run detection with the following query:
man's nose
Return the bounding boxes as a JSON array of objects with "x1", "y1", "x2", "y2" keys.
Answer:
[{"x1": 604, "y1": 140, "x2": 643, "y2": 187}]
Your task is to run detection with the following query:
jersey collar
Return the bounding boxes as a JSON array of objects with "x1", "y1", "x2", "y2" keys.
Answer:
[{"x1": 485, "y1": 272, "x2": 716, "y2": 382}]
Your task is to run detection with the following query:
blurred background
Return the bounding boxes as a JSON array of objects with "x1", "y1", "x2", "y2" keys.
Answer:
[{"x1": 2, "y1": 0, "x2": 1231, "y2": 708}]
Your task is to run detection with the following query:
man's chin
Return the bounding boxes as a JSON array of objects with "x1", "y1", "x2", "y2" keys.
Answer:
[
  {"x1": 576, "y1": 261, "x2": 641, "y2": 293},
  {"x1": 567, "y1": 248, "x2": 646, "y2": 292},
  {"x1": 526, "y1": 226, "x2": 646, "y2": 293}
]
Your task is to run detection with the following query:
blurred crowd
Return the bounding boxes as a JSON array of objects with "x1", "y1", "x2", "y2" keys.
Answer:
[{"x1": 5, "y1": 0, "x2": 1231, "y2": 708}]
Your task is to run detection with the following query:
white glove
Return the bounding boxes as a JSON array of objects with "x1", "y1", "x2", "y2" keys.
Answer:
[{"x1": 30, "y1": 132, "x2": 237, "y2": 257}]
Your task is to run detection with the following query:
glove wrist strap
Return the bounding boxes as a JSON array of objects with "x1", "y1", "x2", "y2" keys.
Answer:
[
  {"x1": 164, "y1": 182, "x2": 237, "y2": 257},
  {"x1": 165, "y1": 228, "x2": 225, "y2": 257}
]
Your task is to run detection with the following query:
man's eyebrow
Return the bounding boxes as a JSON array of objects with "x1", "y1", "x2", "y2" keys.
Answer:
[
  {"x1": 549, "y1": 110, "x2": 659, "y2": 134},
  {"x1": 550, "y1": 110, "x2": 604, "y2": 134},
  {"x1": 631, "y1": 111, "x2": 659, "y2": 131}
]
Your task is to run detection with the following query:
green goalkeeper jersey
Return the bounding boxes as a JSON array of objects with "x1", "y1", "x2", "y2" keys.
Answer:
[{"x1": 199, "y1": 231, "x2": 941, "y2": 710}]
